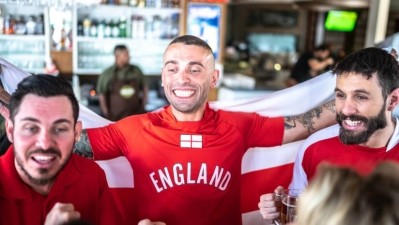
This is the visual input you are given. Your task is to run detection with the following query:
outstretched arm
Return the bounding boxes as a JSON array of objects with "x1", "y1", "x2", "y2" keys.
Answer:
[{"x1": 282, "y1": 100, "x2": 336, "y2": 144}]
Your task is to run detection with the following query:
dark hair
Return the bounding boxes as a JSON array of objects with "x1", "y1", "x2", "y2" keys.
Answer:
[
  {"x1": 332, "y1": 47, "x2": 399, "y2": 99},
  {"x1": 314, "y1": 43, "x2": 331, "y2": 52},
  {"x1": 9, "y1": 74, "x2": 79, "y2": 123},
  {"x1": 114, "y1": 44, "x2": 128, "y2": 54},
  {"x1": 168, "y1": 35, "x2": 214, "y2": 55}
]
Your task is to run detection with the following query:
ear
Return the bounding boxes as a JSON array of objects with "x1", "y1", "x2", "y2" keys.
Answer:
[
  {"x1": 210, "y1": 69, "x2": 220, "y2": 88},
  {"x1": 387, "y1": 88, "x2": 399, "y2": 111},
  {"x1": 5, "y1": 118, "x2": 14, "y2": 143},
  {"x1": 74, "y1": 121, "x2": 83, "y2": 142},
  {"x1": 160, "y1": 68, "x2": 165, "y2": 87}
]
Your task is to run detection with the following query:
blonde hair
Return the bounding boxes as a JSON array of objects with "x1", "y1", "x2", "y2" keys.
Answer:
[{"x1": 296, "y1": 162, "x2": 399, "y2": 225}]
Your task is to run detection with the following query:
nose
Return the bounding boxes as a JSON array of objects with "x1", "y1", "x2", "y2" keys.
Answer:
[
  {"x1": 35, "y1": 130, "x2": 54, "y2": 150},
  {"x1": 339, "y1": 98, "x2": 357, "y2": 116},
  {"x1": 176, "y1": 71, "x2": 190, "y2": 83}
]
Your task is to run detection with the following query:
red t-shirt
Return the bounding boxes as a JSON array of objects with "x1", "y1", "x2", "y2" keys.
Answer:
[
  {"x1": 0, "y1": 146, "x2": 124, "y2": 225},
  {"x1": 87, "y1": 104, "x2": 284, "y2": 225},
  {"x1": 303, "y1": 136, "x2": 399, "y2": 180}
]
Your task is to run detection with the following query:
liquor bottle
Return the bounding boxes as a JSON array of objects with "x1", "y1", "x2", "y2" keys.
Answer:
[
  {"x1": 119, "y1": 16, "x2": 127, "y2": 38},
  {"x1": 25, "y1": 15, "x2": 36, "y2": 35},
  {"x1": 171, "y1": 0, "x2": 179, "y2": 8},
  {"x1": 137, "y1": 0, "x2": 145, "y2": 7},
  {"x1": 145, "y1": 0, "x2": 154, "y2": 7},
  {"x1": 35, "y1": 14, "x2": 44, "y2": 35},
  {"x1": 104, "y1": 19, "x2": 112, "y2": 38},
  {"x1": 137, "y1": 16, "x2": 146, "y2": 39},
  {"x1": 119, "y1": 0, "x2": 129, "y2": 5},
  {"x1": 15, "y1": 15, "x2": 27, "y2": 35},
  {"x1": 129, "y1": 0, "x2": 138, "y2": 6},
  {"x1": 97, "y1": 19, "x2": 106, "y2": 38},
  {"x1": 77, "y1": 19, "x2": 84, "y2": 36},
  {"x1": 3, "y1": 15, "x2": 15, "y2": 35},
  {"x1": 90, "y1": 19, "x2": 98, "y2": 37},
  {"x1": 111, "y1": 19, "x2": 120, "y2": 38},
  {"x1": 83, "y1": 17, "x2": 91, "y2": 37},
  {"x1": 154, "y1": 0, "x2": 162, "y2": 8},
  {"x1": 131, "y1": 15, "x2": 138, "y2": 39}
]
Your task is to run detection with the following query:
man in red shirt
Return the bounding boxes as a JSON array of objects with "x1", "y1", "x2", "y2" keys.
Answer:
[
  {"x1": 0, "y1": 75, "x2": 123, "y2": 225},
  {"x1": 74, "y1": 35, "x2": 336, "y2": 225},
  {"x1": 259, "y1": 47, "x2": 399, "y2": 223}
]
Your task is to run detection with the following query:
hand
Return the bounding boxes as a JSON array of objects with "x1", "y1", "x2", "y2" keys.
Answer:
[
  {"x1": 259, "y1": 186, "x2": 284, "y2": 222},
  {"x1": 44, "y1": 203, "x2": 81, "y2": 225},
  {"x1": 326, "y1": 57, "x2": 334, "y2": 66},
  {"x1": 138, "y1": 219, "x2": 166, "y2": 225}
]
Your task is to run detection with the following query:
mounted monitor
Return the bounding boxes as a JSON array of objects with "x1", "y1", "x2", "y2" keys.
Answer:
[{"x1": 324, "y1": 10, "x2": 358, "y2": 32}]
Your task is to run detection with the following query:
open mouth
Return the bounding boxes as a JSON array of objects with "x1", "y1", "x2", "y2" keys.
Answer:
[
  {"x1": 31, "y1": 154, "x2": 57, "y2": 166},
  {"x1": 343, "y1": 118, "x2": 364, "y2": 131},
  {"x1": 173, "y1": 89, "x2": 195, "y2": 97}
]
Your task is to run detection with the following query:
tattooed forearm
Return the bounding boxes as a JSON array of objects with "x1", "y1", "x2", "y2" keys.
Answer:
[
  {"x1": 323, "y1": 101, "x2": 336, "y2": 114},
  {"x1": 74, "y1": 129, "x2": 94, "y2": 159},
  {"x1": 284, "y1": 101, "x2": 336, "y2": 134}
]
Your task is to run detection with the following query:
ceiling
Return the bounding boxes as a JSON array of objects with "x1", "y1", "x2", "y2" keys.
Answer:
[{"x1": 230, "y1": 0, "x2": 399, "y2": 11}]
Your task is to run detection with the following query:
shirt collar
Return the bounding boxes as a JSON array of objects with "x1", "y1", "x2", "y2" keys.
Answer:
[{"x1": 387, "y1": 118, "x2": 399, "y2": 151}]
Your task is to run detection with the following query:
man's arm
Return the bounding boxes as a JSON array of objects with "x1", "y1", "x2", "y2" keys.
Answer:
[
  {"x1": 74, "y1": 130, "x2": 94, "y2": 159},
  {"x1": 308, "y1": 57, "x2": 334, "y2": 76},
  {"x1": 282, "y1": 100, "x2": 336, "y2": 144}
]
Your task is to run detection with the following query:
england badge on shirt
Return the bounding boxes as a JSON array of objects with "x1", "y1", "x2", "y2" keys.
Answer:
[{"x1": 180, "y1": 134, "x2": 203, "y2": 148}]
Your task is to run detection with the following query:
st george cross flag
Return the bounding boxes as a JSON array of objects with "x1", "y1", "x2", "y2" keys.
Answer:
[{"x1": 0, "y1": 58, "x2": 335, "y2": 225}]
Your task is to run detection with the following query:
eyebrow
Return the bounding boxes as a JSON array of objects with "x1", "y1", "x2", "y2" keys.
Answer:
[
  {"x1": 164, "y1": 60, "x2": 205, "y2": 68},
  {"x1": 21, "y1": 117, "x2": 72, "y2": 125},
  {"x1": 334, "y1": 87, "x2": 370, "y2": 95}
]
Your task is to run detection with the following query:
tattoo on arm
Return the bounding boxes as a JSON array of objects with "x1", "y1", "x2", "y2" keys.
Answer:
[
  {"x1": 284, "y1": 101, "x2": 336, "y2": 134},
  {"x1": 73, "y1": 130, "x2": 94, "y2": 159}
]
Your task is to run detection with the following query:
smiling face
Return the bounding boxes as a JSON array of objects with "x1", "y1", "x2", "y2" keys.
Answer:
[
  {"x1": 335, "y1": 72, "x2": 390, "y2": 145},
  {"x1": 161, "y1": 43, "x2": 219, "y2": 121},
  {"x1": 6, "y1": 94, "x2": 81, "y2": 191}
]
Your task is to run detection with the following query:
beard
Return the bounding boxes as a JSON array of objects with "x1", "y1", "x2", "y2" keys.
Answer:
[
  {"x1": 336, "y1": 104, "x2": 387, "y2": 145},
  {"x1": 15, "y1": 147, "x2": 70, "y2": 186}
]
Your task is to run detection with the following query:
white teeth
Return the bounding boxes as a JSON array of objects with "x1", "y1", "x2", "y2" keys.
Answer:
[
  {"x1": 345, "y1": 119, "x2": 361, "y2": 126},
  {"x1": 33, "y1": 155, "x2": 54, "y2": 163},
  {"x1": 174, "y1": 90, "x2": 194, "y2": 97}
]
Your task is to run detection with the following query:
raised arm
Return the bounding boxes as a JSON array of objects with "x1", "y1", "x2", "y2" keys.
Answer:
[{"x1": 282, "y1": 100, "x2": 336, "y2": 144}]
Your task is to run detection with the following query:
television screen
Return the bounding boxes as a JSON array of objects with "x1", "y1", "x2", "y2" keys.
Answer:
[
  {"x1": 247, "y1": 33, "x2": 297, "y2": 54},
  {"x1": 324, "y1": 10, "x2": 358, "y2": 32}
]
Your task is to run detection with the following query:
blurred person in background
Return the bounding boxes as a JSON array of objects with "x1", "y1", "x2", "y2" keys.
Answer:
[
  {"x1": 296, "y1": 162, "x2": 399, "y2": 225},
  {"x1": 96, "y1": 44, "x2": 147, "y2": 121},
  {"x1": 286, "y1": 43, "x2": 334, "y2": 87}
]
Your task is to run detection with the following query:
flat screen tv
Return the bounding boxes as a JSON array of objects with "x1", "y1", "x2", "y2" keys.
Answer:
[{"x1": 324, "y1": 10, "x2": 358, "y2": 32}]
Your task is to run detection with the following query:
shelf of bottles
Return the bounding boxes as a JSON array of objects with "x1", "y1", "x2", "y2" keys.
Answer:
[
  {"x1": 0, "y1": 4, "x2": 50, "y2": 74},
  {"x1": 73, "y1": 0, "x2": 182, "y2": 75}
]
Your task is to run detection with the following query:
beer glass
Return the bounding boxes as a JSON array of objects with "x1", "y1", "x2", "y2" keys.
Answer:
[{"x1": 274, "y1": 189, "x2": 301, "y2": 225}]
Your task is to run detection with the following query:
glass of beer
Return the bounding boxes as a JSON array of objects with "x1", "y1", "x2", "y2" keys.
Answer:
[{"x1": 280, "y1": 189, "x2": 301, "y2": 224}]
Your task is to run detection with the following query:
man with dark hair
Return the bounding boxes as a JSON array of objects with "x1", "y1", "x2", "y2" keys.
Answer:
[
  {"x1": 286, "y1": 43, "x2": 335, "y2": 86},
  {"x1": 96, "y1": 44, "x2": 146, "y2": 121},
  {"x1": 0, "y1": 75, "x2": 123, "y2": 225},
  {"x1": 259, "y1": 47, "x2": 399, "y2": 223}
]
